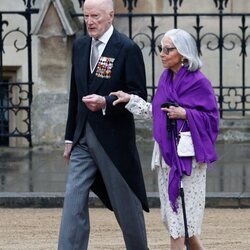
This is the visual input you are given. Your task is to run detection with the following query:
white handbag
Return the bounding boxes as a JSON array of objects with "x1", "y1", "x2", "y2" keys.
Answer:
[{"x1": 177, "y1": 122, "x2": 195, "y2": 157}]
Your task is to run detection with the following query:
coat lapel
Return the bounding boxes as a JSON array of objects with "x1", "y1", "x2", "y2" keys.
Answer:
[{"x1": 76, "y1": 36, "x2": 91, "y2": 96}]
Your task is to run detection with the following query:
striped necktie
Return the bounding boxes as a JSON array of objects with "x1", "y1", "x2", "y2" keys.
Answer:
[{"x1": 90, "y1": 40, "x2": 102, "y2": 71}]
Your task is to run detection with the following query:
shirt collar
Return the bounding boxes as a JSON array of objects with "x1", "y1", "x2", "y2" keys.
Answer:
[{"x1": 92, "y1": 25, "x2": 114, "y2": 45}]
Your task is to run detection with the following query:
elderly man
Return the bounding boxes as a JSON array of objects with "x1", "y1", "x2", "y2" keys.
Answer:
[{"x1": 57, "y1": 0, "x2": 149, "y2": 249}]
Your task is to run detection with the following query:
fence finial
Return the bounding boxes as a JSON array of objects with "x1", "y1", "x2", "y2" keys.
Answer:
[
  {"x1": 169, "y1": 0, "x2": 183, "y2": 7},
  {"x1": 78, "y1": 0, "x2": 84, "y2": 8},
  {"x1": 213, "y1": 0, "x2": 229, "y2": 11},
  {"x1": 22, "y1": 0, "x2": 36, "y2": 8},
  {"x1": 122, "y1": 0, "x2": 138, "y2": 13}
]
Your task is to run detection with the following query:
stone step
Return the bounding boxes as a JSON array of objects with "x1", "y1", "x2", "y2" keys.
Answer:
[
  {"x1": 134, "y1": 118, "x2": 250, "y2": 143},
  {"x1": 0, "y1": 192, "x2": 249, "y2": 208}
]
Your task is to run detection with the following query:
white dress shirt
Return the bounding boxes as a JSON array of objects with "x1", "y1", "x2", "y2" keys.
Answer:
[{"x1": 90, "y1": 25, "x2": 114, "y2": 73}]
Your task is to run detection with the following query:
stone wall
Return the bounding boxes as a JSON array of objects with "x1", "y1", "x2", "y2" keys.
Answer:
[{"x1": 31, "y1": 0, "x2": 79, "y2": 146}]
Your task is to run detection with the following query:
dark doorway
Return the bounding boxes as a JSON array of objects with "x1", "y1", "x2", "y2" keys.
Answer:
[{"x1": 0, "y1": 80, "x2": 9, "y2": 146}]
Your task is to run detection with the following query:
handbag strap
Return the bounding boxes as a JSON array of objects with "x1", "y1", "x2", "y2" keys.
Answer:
[
  {"x1": 179, "y1": 120, "x2": 186, "y2": 133},
  {"x1": 177, "y1": 121, "x2": 186, "y2": 144}
]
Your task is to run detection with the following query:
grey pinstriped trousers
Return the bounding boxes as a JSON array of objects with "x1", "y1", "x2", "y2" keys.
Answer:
[{"x1": 58, "y1": 123, "x2": 148, "y2": 250}]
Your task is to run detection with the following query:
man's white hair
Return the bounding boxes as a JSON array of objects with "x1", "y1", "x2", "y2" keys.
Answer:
[{"x1": 84, "y1": 0, "x2": 114, "y2": 11}]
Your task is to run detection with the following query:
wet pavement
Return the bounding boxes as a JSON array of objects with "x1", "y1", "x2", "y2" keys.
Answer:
[{"x1": 0, "y1": 142, "x2": 250, "y2": 207}]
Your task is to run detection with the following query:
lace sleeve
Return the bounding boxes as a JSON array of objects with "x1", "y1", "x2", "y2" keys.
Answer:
[{"x1": 125, "y1": 94, "x2": 152, "y2": 120}]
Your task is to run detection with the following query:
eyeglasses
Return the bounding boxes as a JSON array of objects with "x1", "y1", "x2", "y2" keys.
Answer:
[{"x1": 157, "y1": 45, "x2": 176, "y2": 55}]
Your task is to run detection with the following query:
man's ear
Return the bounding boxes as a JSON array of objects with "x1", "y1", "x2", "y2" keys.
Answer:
[{"x1": 109, "y1": 10, "x2": 114, "y2": 20}]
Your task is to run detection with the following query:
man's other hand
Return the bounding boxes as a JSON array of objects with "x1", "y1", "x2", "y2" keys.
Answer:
[
  {"x1": 82, "y1": 94, "x2": 106, "y2": 111},
  {"x1": 63, "y1": 143, "x2": 73, "y2": 163}
]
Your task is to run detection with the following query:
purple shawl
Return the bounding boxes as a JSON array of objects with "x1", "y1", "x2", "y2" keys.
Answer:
[{"x1": 152, "y1": 66, "x2": 219, "y2": 212}]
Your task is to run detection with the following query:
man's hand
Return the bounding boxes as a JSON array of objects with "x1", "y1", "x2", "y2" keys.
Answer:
[
  {"x1": 82, "y1": 94, "x2": 106, "y2": 111},
  {"x1": 63, "y1": 143, "x2": 73, "y2": 163}
]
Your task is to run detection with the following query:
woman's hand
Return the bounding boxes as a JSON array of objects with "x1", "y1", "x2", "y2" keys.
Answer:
[
  {"x1": 161, "y1": 105, "x2": 187, "y2": 120},
  {"x1": 109, "y1": 91, "x2": 131, "y2": 106}
]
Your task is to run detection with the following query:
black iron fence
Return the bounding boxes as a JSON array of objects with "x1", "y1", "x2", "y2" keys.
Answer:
[
  {"x1": 0, "y1": 0, "x2": 250, "y2": 146},
  {"x1": 118, "y1": 11, "x2": 250, "y2": 118},
  {"x1": 77, "y1": 0, "x2": 250, "y2": 118},
  {"x1": 0, "y1": 0, "x2": 39, "y2": 146}
]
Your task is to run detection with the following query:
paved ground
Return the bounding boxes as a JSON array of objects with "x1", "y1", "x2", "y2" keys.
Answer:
[{"x1": 0, "y1": 208, "x2": 250, "y2": 250}]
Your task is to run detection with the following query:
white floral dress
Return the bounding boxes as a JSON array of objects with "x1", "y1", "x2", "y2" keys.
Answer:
[{"x1": 125, "y1": 94, "x2": 207, "y2": 239}]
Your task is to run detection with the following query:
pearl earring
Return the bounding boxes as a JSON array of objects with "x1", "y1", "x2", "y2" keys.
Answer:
[{"x1": 181, "y1": 58, "x2": 185, "y2": 67}]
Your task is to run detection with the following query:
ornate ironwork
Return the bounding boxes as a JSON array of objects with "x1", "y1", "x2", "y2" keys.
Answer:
[
  {"x1": 78, "y1": 0, "x2": 84, "y2": 8},
  {"x1": 1, "y1": 20, "x2": 8, "y2": 32},
  {"x1": 22, "y1": 0, "x2": 36, "y2": 7},
  {"x1": 122, "y1": 0, "x2": 138, "y2": 13},
  {"x1": 131, "y1": 16, "x2": 165, "y2": 99},
  {"x1": 169, "y1": 0, "x2": 183, "y2": 7},
  {"x1": 239, "y1": 16, "x2": 249, "y2": 57},
  {"x1": 213, "y1": 0, "x2": 229, "y2": 11},
  {"x1": 2, "y1": 28, "x2": 27, "y2": 53},
  {"x1": 0, "y1": 82, "x2": 31, "y2": 144},
  {"x1": 193, "y1": 16, "x2": 203, "y2": 56},
  {"x1": 223, "y1": 88, "x2": 242, "y2": 110},
  {"x1": 0, "y1": 3, "x2": 39, "y2": 146},
  {"x1": 70, "y1": 0, "x2": 250, "y2": 118}
]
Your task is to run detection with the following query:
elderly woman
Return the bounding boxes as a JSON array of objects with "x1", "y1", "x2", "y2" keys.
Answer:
[{"x1": 111, "y1": 29, "x2": 219, "y2": 250}]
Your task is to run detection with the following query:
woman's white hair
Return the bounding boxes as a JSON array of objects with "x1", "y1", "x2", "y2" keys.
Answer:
[{"x1": 163, "y1": 29, "x2": 202, "y2": 71}]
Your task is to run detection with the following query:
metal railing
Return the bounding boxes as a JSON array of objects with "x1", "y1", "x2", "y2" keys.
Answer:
[
  {"x1": 76, "y1": 0, "x2": 250, "y2": 118},
  {"x1": 0, "y1": 0, "x2": 39, "y2": 146}
]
